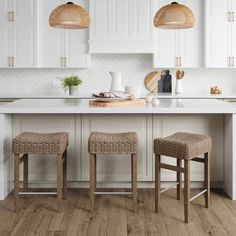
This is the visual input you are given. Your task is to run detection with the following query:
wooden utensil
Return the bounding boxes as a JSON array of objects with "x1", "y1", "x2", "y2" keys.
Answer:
[{"x1": 176, "y1": 70, "x2": 185, "y2": 80}]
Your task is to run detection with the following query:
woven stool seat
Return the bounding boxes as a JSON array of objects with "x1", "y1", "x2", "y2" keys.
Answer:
[
  {"x1": 88, "y1": 132, "x2": 139, "y2": 154},
  {"x1": 13, "y1": 132, "x2": 69, "y2": 155},
  {"x1": 154, "y1": 132, "x2": 211, "y2": 160}
]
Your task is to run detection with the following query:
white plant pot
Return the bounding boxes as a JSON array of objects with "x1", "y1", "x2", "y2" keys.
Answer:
[
  {"x1": 69, "y1": 86, "x2": 79, "y2": 96},
  {"x1": 175, "y1": 79, "x2": 184, "y2": 94}
]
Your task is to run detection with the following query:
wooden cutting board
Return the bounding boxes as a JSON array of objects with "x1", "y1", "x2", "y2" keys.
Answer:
[
  {"x1": 89, "y1": 99, "x2": 145, "y2": 107},
  {"x1": 144, "y1": 71, "x2": 161, "y2": 93}
]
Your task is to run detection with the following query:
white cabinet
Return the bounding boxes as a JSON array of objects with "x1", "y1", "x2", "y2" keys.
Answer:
[
  {"x1": 205, "y1": 0, "x2": 236, "y2": 68},
  {"x1": 89, "y1": 0, "x2": 155, "y2": 53},
  {"x1": 153, "y1": 0, "x2": 203, "y2": 68},
  {"x1": 205, "y1": 0, "x2": 230, "y2": 68},
  {"x1": 0, "y1": 0, "x2": 37, "y2": 68},
  {"x1": 38, "y1": 0, "x2": 91, "y2": 68},
  {"x1": 81, "y1": 115, "x2": 153, "y2": 181}
]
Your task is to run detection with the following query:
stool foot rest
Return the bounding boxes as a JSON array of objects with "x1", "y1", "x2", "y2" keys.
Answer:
[
  {"x1": 190, "y1": 189, "x2": 207, "y2": 202},
  {"x1": 160, "y1": 163, "x2": 184, "y2": 173},
  {"x1": 95, "y1": 192, "x2": 133, "y2": 195},
  {"x1": 19, "y1": 192, "x2": 57, "y2": 195},
  {"x1": 160, "y1": 182, "x2": 180, "y2": 194}
]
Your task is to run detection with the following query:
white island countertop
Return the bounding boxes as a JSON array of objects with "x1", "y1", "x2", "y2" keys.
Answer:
[
  {"x1": 1, "y1": 92, "x2": 236, "y2": 99},
  {"x1": 0, "y1": 98, "x2": 236, "y2": 114}
]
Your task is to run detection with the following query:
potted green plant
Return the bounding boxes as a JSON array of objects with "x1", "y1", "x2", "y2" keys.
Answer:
[{"x1": 60, "y1": 74, "x2": 82, "y2": 96}]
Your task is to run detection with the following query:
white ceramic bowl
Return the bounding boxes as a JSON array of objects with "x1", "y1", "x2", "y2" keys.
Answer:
[{"x1": 125, "y1": 86, "x2": 142, "y2": 98}]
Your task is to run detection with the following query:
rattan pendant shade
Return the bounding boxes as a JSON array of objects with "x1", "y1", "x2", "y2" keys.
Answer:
[
  {"x1": 154, "y1": 2, "x2": 195, "y2": 29},
  {"x1": 49, "y1": 2, "x2": 90, "y2": 29}
]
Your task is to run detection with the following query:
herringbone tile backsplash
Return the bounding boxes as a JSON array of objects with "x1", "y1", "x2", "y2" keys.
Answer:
[{"x1": 0, "y1": 54, "x2": 236, "y2": 94}]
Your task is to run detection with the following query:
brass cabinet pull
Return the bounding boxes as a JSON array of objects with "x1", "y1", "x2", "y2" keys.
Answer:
[
  {"x1": 8, "y1": 12, "x2": 14, "y2": 22},
  {"x1": 8, "y1": 57, "x2": 14, "y2": 67},
  {"x1": 8, "y1": 57, "x2": 11, "y2": 67},
  {"x1": 11, "y1": 11, "x2": 14, "y2": 22},
  {"x1": 228, "y1": 57, "x2": 231, "y2": 67},
  {"x1": 175, "y1": 57, "x2": 178, "y2": 67},
  {"x1": 228, "y1": 12, "x2": 231, "y2": 22},
  {"x1": 8, "y1": 12, "x2": 11, "y2": 22}
]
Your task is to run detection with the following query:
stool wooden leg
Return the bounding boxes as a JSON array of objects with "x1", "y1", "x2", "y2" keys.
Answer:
[
  {"x1": 155, "y1": 154, "x2": 161, "y2": 213},
  {"x1": 94, "y1": 154, "x2": 97, "y2": 192},
  {"x1": 205, "y1": 152, "x2": 210, "y2": 208},
  {"x1": 90, "y1": 154, "x2": 95, "y2": 213},
  {"x1": 177, "y1": 159, "x2": 182, "y2": 200},
  {"x1": 57, "y1": 154, "x2": 63, "y2": 212},
  {"x1": 131, "y1": 154, "x2": 137, "y2": 212},
  {"x1": 23, "y1": 154, "x2": 28, "y2": 192},
  {"x1": 184, "y1": 159, "x2": 190, "y2": 223},
  {"x1": 14, "y1": 153, "x2": 20, "y2": 212},
  {"x1": 63, "y1": 150, "x2": 67, "y2": 200}
]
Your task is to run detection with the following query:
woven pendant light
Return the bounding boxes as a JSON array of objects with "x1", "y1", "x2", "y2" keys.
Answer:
[
  {"x1": 49, "y1": 2, "x2": 90, "y2": 29},
  {"x1": 154, "y1": 2, "x2": 195, "y2": 29}
]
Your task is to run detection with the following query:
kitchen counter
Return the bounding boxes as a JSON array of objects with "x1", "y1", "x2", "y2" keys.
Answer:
[
  {"x1": 0, "y1": 98, "x2": 236, "y2": 203},
  {"x1": 1, "y1": 92, "x2": 236, "y2": 99},
  {"x1": 0, "y1": 98, "x2": 235, "y2": 114}
]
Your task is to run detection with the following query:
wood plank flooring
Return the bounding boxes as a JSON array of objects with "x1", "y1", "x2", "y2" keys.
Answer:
[{"x1": 0, "y1": 189, "x2": 236, "y2": 236}]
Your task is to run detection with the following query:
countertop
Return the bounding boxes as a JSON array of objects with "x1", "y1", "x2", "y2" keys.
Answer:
[
  {"x1": 0, "y1": 98, "x2": 235, "y2": 114},
  {"x1": 1, "y1": 92, "x2": 236, "y2": 99}
]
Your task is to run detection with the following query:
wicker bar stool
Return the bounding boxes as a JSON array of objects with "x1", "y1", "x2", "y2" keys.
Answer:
[
  {"x1": 154, "y1": 132, "x2": 211, "y2": 223},
  {"x1": 88, "y1": 132, "x2": 139, "y2": 212},
  {"x1": 13, "y1": 132, "x2": 69, "y2": 212}
]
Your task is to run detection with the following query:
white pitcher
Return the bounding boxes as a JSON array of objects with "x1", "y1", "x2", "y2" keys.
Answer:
[{"x1": 109, "y1": 72, "x2": 127, "y2": 92}]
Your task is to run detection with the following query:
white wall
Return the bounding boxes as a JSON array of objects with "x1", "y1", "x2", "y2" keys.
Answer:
[{"x1": 0, "y1": 54, "x2": 236, "y2": 94}]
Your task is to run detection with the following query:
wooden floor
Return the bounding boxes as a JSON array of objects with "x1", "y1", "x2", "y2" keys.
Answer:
[{"x1": 0, "y1": 188, "x2": 236, "y2": 236}]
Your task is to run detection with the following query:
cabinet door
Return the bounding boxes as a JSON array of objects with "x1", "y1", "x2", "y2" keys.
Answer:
[
  {"x1": 205, "y1": 0, "x2": 229, "y2": 68},
  {"x1": 81, "y1": 115, "x2": 152, "y2": 181},
  {"x1": 111, "y1": 0, "x2": 131, "y2": 40},
  {"x1": 230, "y1": 0, "x2": 236, "y2": 67},
  {"x1": 11, "y1": 0, "x2": 37, "y2": 68},
  {"x1": 153, "y1": 0, "x2": 177, "y2": 68},
  {"x1": 90, "y1": 0, "x2": 154, "y2": 53},
  {"x1": 89, "y1": 0, "x2": 108, "y2": 40},
  {"x1": 64, "y1": 0, "x2": 91, "y2": 68},
  {"x1": 179, "y1": 0, "x2": 203, "y2": 68},
  {"x1": 0, "y1": 0, "x2": 12, "y2": 67},
  {"x1": 38, "y1": 0, "x2": 65, "y2": 68},
  {"x1": 133, "y1": 0, "x2": 154, "y2": 41}
]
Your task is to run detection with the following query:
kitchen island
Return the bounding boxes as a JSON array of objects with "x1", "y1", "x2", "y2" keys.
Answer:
[{"x1": 0, "y1": 98, "x2": 235, "y2": 202}]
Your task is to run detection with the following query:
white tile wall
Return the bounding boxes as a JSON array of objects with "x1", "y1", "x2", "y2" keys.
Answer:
[{"x1": 0, "y1": 54, "x2": 236, "y2": 94}]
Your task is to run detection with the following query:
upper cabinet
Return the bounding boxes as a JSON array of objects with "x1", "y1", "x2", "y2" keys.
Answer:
[
  {"x1": 0, "y1": 0, "x2": 37, "y2": 68},
  {"x1": 89, "y1": 0, "x2": 155, "y2": 53},
  {"x1": 38, "y1": 0, "x2": 91, "y2": 68},
  {"x1": 205, "y1": 0, "x2": 236, "y2": 68},
  {"x1": 153, "y1": 0, "x2": 203, "y2": 68}
]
